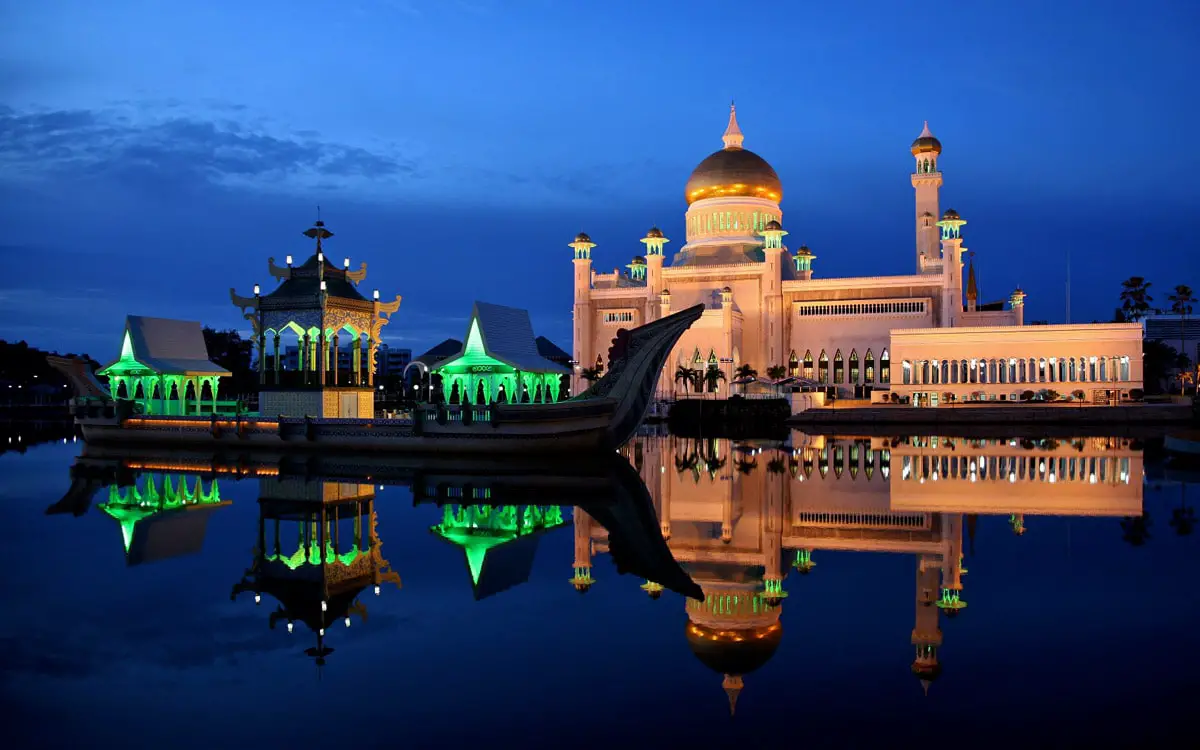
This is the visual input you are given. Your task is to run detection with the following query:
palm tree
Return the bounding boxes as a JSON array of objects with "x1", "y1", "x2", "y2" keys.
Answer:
[
  {"x1": 673, "y1": 366, "x2": 695, "y2": 395},
  {"x1": 703, "y1": 365, "x2": 726, "y2": 395},
  {"x1": 1168, "y1": 284, "x2": 1196, "y2": 392},
  {"x1": 580, "y1": 366, "x2": 603, "y2": 383},
  {"x1": 1119, "y1": 276, "x2": 1154, "y2": 323},
  {"x1": 766, "y1": 364, "x2": 787, "y2": 380},
  {"x1": 734, "y1": 364, "x2": 757, "y2": 380},
  {"x1": 1120, "y1": 511, "x2": 1151, "y2": 546}
]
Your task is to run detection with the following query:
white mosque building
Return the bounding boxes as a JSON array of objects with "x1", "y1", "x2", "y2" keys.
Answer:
[{"x1": 569, "y1": 106, "x2": 1142, "y2": 405}]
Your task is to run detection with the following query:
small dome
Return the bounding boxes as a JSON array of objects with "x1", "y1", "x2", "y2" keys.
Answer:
[
  {"x1": 722, "y1": 286, "x2": 732, "y2": 293},
  {"x1": 764, "y1": 219, "x2": 782, "y2": 232},
  {"x1": 941, "y1": 208, "x2": 961, "y2": 221},
  {"x1": 661, "y1": 288, "x2": 671, "y2": 296},
  {"x1": 574, "y1": 232, "x2": 592, "y2": 244},
  {"x1": 646, "y1": 227, "x2": 664, "y2": 239},
  {"x1": 632, "y1": 255, "x2": 646, "y2": 264},
  {"x1": 686, "y1": 622, "x2": 783, "y2": 677},
  {"x1": 796, "y1": 244, "x2": 812, "y2": 255}
]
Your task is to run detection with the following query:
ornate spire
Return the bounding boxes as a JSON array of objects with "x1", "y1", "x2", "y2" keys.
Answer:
[
  {"x1": 303, "y1": 206, "x2": 334, "y2": 254},
  {"x1": 722, "y1": 674, "x2": 743, "y2": 716},
  {"x1": 966, "y1": 253, "x2": 978, "y2": 300},
  {"x1": 722, "y1": 102, "x2": 744, "y2": 150},
  {"x1": 919, "y1": 120, "x2": 934, "y2": 139}
]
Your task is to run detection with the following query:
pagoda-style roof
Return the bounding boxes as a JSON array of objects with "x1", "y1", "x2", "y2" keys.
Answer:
[
  {"x1": 98, "y1": 316, "x2": 231, "y2": 377},
  {"x1": 534, "y1": 335, "x2": 571, "y2": 364},
  {"x1": 434, "y1": 301, "x2": 569, "y2": 374},
  {"x1": 262, "y1": 252, "x2": 369, "y2": 304}
]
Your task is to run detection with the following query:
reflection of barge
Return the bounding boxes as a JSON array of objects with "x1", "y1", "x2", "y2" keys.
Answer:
[{"x1": 51, "y1": 304, "x2": 702, "y2": 455}]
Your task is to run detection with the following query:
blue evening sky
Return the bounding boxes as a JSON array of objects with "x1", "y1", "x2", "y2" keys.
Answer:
[{"x1": 2, "y1": 0, "x2": 1197, "y2": 359}]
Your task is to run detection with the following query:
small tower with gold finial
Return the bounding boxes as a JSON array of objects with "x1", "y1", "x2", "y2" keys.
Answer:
[
  {"x1": 912, "y1": 121, "x2": 944, "y2": 273},
  {"x1": 966, "y1": 252, "x2": 978, "y2": 313},
  {"x1": 723, "y1": 100, "x2": 744, "y2": 150}
]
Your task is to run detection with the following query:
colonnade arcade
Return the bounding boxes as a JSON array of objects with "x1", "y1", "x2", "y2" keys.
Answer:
[
  {"x1": 108, "y1": 374, "x2": 221, "y2": 416},
  {"x1": 437, "y1": 369, "x2": 563, "y2": 405},
  {"x1": 900, "y1": 354, "x2": 1133, "y2": 387},
  {"x1": 787, "y1": 348, "x2": 892, "y2": 386},
  {"x1": 259, "y1": 319, "x2": 378, "y2": 387}
]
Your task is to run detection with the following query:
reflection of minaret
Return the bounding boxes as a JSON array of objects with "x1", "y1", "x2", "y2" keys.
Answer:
[
  {"x1": 571, "y1": 507, "x2": 595, "y2": 592},
  {"x1": 912, "y1": 555, "x2": 944, "y2": 695},
  {"x1": 231, "y1": 481, "x2": 401, "y2": 670},
  {"x1": 937, "y1": 514, "x2": 968, "y2": 617},
  {"x1": 1010, "y1": 513, "x2": 1026, "y2": 536},
  {"x1": 685, "y1": 584, "x2": 783, "y2": 717}
]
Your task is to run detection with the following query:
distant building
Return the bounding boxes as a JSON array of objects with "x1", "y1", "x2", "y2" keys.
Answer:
[
  {"x1": 375, "y1": 344, "x2": 412, "y2": 378},
  {"x1": 1144, "y1": 314, "x2": 1200, "y2": 362}
]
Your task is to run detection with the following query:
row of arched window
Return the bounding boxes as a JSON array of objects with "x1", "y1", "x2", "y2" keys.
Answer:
[
  {"x1": 901, "y1": 454, "x2": 1132, "y2": 485},
  {"x1": 688, "y1": 210, "x2": 779, "y2": 238},
  {"x1": 787, "y1": 348, "x2": 891, "y2": 384},
  {"x1": 900, "y1": 355, "x2": 1132, "y2": 386},
  {"x1": 916, "y1": 158, "x2": 938, "y2": 174}
]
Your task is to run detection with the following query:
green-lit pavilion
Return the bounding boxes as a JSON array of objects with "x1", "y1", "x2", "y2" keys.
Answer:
[
  {"x1": 432, "y1": 301, "x2": 570, "y2": 404},
  {"x1": 97, "y1": 315, "x2": 231, "y2": 415}
]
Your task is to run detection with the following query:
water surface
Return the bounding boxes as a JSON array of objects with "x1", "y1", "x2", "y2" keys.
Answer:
[{"x1": 2, "y1": 428, "x2": 1197, "y2": 748}]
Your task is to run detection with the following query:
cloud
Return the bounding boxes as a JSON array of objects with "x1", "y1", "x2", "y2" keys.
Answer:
[{"x1": 0, "y1": 103, "x2": 419, "y2": 198}]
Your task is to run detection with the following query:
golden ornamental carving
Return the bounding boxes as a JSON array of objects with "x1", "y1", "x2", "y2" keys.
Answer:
[
  {"x1": 345, "y1": 262, "x2": 368, "y2": 285},
  {"x1": 268, "y1": 257, "x2": 292, "y2": 281}
]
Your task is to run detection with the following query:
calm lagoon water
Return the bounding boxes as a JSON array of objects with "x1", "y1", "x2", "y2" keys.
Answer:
[{"x1": 2, "y1": 427, "x2": 1198, "y2": 749}]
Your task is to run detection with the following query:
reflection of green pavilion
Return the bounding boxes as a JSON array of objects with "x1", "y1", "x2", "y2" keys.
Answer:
[
  {"x1": 232, "y1": 482, "x2": 401, "y2": 667},
  {"x1": 97, "y1": 474, "x2": 230, "y2": 564},
  {"x1": 431, "y1": 504, "x2": 568, "y2": 599}
]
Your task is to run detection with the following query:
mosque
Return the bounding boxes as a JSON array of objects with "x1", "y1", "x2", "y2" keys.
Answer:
[{"x1": 570, "y1": 106, "x2": 1143, "y2": 405}]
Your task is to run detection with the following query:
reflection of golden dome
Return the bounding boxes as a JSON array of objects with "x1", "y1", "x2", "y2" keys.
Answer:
[
  {"x1": 685, "y1": 621, "x2": 783, "y2": 676},
  {"x1": 685, "y1": 148, "x2": 782, "y2": 205}
]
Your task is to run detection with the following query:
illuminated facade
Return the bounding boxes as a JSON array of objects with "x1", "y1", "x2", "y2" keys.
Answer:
[
  {"x1": 431, "y1": 301, "x2": 569, "y2": 404},
  {"x1": 576, "y1": 431, "x2": 1144, "y2": 712},
  {"x1": 230, "y1": 217, "x2": 402, "y2": 418},
  {"x1": 97, "y1": 315, "x2": 231, "y2": 415},
  {"x1": 571, "y1": 107, "x2": 1028, "y2": 400}
]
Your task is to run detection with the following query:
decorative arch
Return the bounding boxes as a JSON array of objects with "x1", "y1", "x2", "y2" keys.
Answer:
[
  {"x1": 788, "y1": 350, "x2": 799, "y2": 377},
  {"x1": 864, "y1": 349, "x2": 875, "y2": 382},
  {"x1": 879, "y1": 348, "x2": 891, "y2": 383},
  {"x1": 802, "y1": 350, "x2": 814, "y2": 380},
  {"x1": 818, "y1": 350, "x2": 829, "y2": 383},
  {"x1": 849, "y1": 349, "x2": 860, "y2": 384},
  {"x1": 833, "y1": 349, "x2": 844, "y2": 384}
]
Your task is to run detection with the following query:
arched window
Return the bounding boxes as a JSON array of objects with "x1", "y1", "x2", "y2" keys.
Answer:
[
  {"x1": 941, "y1": 359, "x2": 950, "y2": 384},
  {"x1": 788, "y1": 350, "x2": 799, "y2": 377},
  {"x1": 707, "y1": 350, "x2": 718, "y2": 366},
  {"x1": 595, "y1": 355, "x2": 604, "y2": 373},
  {"x1": 880, "y1": 349, "x2": 891, "y2": 382},
  {"x1": 833, "y1": 349, "x2": 845, "y2": 383},
  {"x1": 1099, "y1": 357, "x2": 1107, "y2": 381},
  {"x1": 960, "y1": 359, "x2": 969, "y2": 384},
  {"x1": 818, "y1": 350, "x2": 829, "y2": 382},
  {"x1": 803, "y1": 350, "x2": 814, "y2": 380},
  {"x1": 692, "y1": 348, "x2": 702, "y2": 365},
  {"x1": 864, "y1": 349, "x2": 875, "y2": 382},
  {"x1": 849, "y1": 349, "x2": 860, "y2": 384}
]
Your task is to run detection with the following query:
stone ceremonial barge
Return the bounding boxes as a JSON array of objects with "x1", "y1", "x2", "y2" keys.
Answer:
[{"x1": 50, "y1": 217, "x2": 704, "y2": 454}]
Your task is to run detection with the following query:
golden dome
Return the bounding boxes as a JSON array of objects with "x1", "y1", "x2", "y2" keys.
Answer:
[
  {"x1": 646, "y1": 226, "x2": 664, "y2": 239},
  {"x1": 911, "y1": 120, "x2": 942, "y2": 156},
  {"x1": 764, "y1": 219, "x2": 782, "y2": 232},
  {"x1": 685, "y1": 621, "x2": 783, "y2": 676},
  {"x1": 685, "y1": 148, "x2": 782, "y2": 205},
  {"x1": 574, "y1": 232, "x2": 593, "y2": 244}
]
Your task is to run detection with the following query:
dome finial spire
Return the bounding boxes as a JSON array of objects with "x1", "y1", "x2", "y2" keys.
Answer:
[
  {"x1": 920, "y1": 120, "x2": 934, "y2": 138},
  {"x1": 723, "y1": 102, "x2": 744, "y2": 150}
]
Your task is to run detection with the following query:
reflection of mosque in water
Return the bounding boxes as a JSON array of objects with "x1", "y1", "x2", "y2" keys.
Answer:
[{"x1": 577, "y1": 432, "x2": 1144, "y2": 713}]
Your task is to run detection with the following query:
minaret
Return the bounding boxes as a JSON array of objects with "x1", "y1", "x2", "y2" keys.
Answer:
[
  {"x1": 911, "y1": 122, "x2": 943, "y2": 273},
  {"x1": 1009, "y1": 287, "x2": 1027, "y2": 326},
  {"x1": 640, "y1": 227, "x2": 668, "y2": 322},
  {"x1": 937, "y1": 514, "x2": 968, "y2": 618},
  {"x1": 793, "y1": 244, "x2": 816, "y2": 281},
  {"x1": 721, "y1": 287, "x2": 734, "y2": 396},
  {"x1": 760, "y1": 220, "x2": 787, "y2": 371},
  {"x1": 657, "y1": 289, "x2": 672, "y2": 400},
  {"x1": 570, "y1": 232, "x2": 596, "y2": 396},
  {"x1": 936, "y1": 209, "x2": 967, "y2": 327},
  {"x1": 571, "y1": 506, "x2": 595, "y2": 593},
  {"x1": 966, "y1": 254, "x2": 978, "y2": 313},
  {"x1": 911, "y1": 555, "x2": 944, "y2": 695}
]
